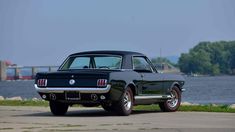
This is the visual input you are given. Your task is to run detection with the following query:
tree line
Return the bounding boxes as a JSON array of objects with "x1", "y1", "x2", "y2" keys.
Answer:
[{"x1": 178, "y1": 41, "x2": 235, "y2": 75}]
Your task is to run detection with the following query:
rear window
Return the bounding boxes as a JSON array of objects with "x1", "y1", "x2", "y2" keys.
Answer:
[
  {"x1": 94, "y1": 57, "x2": 121, "y2": 69},
  {"x1": 60, "y1": 55, "x2": 122, "y2": 70}
]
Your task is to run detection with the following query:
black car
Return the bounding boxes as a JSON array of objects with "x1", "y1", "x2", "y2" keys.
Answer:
[{"x1": 35, "y1": 51, "x2": 185, "y2": 116}]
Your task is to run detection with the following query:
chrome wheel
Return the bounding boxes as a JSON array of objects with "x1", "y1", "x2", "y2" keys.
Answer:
[
  {"x1": 167, "y1": 89, "x2": 179, "y2": 108},
  {"x1": 123, "y1": 91, "x2": 132, "y2": 111},
  {"x1": 114, "y1": 87, "x2": 133, "y2": 116},
  {"x1": 159, "y1": 86, "x2": 181, "y2": 112}
]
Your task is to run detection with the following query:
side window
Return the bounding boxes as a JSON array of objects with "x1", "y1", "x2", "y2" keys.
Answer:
[
  {"x1": 133, "y1": 57, "x2": 153, "y2": 72},
  {"x1": 69, "y1": 57, "x2": 90, "y2": 69}
]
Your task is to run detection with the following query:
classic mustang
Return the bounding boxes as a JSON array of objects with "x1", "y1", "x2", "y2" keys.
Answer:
[{"x1": 35, "y1": 51, "x2": 185, "y2": 116}]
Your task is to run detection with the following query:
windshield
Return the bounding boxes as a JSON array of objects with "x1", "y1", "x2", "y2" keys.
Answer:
[{"x1": 60, "y1": 55, "x2": 122, "y2": 70}]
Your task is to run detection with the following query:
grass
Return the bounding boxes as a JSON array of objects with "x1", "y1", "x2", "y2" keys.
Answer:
[
  {"x1": 179, "y1": 104, "x2": 235, "y2": 113},
  {"x1": 134, "y1": 104, "x2": 235, "y2": 113},
  {"x1": 0, "y1": 100, "x2": 235, "y2": 113},
  {"x1": 0, "y1": 100, "x2": 48, "y2": 107}
]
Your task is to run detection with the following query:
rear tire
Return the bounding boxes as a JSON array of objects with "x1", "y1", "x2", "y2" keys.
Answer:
[
  {"x1": 159, "y1": 86, "x2": 181, "y2": 112},
  {"x1": 49, "y1": 101, "x2": 69, "y2": 116},
  {"x1": 81, "y1": 103, "x2": 99, "y2": 107},
  {"x1": 101, "y1": 103, "x2": 114, "y2": 112},
  {"x1": 114, "y1": 87, "x2": 133, "y2": 116}
]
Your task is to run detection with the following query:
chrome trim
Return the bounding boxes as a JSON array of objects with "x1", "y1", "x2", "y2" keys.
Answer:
[
  {"x1": 45, "y1": 79, "x2": 48, "y2": 87},
  {"x1": 69, "y1": 79, "x2": 75, "y2": 85},
  {"x1": 134, "y1": 95, "x2": 171, "y2": 100},
  {"x1": 34, "y1": 84, "x2": 111, "y2": 94}
]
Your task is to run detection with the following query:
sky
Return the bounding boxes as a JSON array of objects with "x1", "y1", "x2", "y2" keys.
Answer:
[{"x1": 0, "y1": 0, "x2": 235, "y2": 66}]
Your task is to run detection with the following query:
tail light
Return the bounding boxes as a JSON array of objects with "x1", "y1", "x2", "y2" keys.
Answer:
[
  {"x1": 37, "y1": 79, "x2": 47, "y2": 87},
  {"x1": 97, "y1": 79, "x2": 107, "y2": 87}
]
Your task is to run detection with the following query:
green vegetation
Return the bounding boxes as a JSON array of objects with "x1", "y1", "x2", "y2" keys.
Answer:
[
  {"x1": 134, "y1": 104, "x2": 235, "y2": 113},
  {"x1": 0, "y1": 100, "x2": 48, "y2": 106},
  {"x1": 151, "y1": 57, "x2": 176, "y2": 66},
  {"x1": 0, "y1": 100, "x2": 235, "y2": 113},
  {"x1": 178, "y1": 41, "x2": 235, "y2": 75},
  {"x1": 178, "y1": 104, "x2": 235, "y2": 112}
]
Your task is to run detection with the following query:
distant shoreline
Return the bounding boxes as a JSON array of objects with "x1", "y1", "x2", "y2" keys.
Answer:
[
  {"x1": 1, "y1": 76, "x2": 235, "y2": 105},
  {"x1": 1, "y1": 74, "x2": 235, "y2": 81}
]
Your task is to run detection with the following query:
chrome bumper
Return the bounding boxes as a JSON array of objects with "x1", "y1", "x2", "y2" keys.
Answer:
[{"x1": 34, "y1": 84, "x2": 111, "y2": 94}]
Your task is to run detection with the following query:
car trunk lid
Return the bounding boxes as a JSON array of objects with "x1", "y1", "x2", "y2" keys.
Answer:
[{"x1": 36, "y1": 70, "x2": 116, "y2": 88}]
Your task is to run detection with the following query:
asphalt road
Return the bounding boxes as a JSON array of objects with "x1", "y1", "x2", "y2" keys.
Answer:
[{"x1": 0, "y1": 106, "x2": 235, "y2": 132}]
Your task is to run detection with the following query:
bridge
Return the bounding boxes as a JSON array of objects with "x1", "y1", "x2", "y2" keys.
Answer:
[{"x1": 0, "y1": 61, "x2": 58, "y2": 81}]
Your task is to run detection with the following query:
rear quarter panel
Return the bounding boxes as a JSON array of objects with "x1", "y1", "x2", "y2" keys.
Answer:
[{"x1": 109, "y1": 70, "x2": 141, "y2": 101}]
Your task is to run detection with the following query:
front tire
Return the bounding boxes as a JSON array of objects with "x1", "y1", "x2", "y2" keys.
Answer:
[
  {"x1": 49, "y1": 101, "x2": 69, "y2": 116},
  {"x1": 114, "y1": 87, "x2": 133, "y2": 116},
  {"x1": 159, "y1": 86, "x2": 181, "y2": 112}
]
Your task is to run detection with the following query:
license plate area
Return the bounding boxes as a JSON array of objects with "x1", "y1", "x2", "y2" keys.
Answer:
[{"x1": 65, "y1": 91, "x2": 80, "y2": 100}]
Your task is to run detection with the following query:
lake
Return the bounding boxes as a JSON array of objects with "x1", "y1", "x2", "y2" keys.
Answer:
[
  {"x1": 183, "y1": 76, "x2": 235, "y2": 104},
  {"x1": 0, "y1": 76, "x2": 235, "y2": 104}
]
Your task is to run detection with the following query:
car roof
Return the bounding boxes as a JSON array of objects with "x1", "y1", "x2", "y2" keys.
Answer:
[{"x1": 70, "y1": 50, "x2": 145, "y2": 56}]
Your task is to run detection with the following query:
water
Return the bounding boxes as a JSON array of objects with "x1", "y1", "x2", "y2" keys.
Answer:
[
  {"x1": 183, "y1": 76, "x2": 235, "y2": 104},
  {"x1": 0, "y1": 80, "x2": 40, "y2": 99},
  {"x1": 0, "y1": 76, "x2": 235, "y2": 104}
]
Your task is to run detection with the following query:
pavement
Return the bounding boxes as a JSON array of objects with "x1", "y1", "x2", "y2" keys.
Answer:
[{"x1": 0, "y1": 106, "x2": 235, "y2": 132}]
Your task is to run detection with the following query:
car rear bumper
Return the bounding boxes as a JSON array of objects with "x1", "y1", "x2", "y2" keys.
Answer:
[{"x1": 34, "y1": 84, "x2": 111, "y2": 94}]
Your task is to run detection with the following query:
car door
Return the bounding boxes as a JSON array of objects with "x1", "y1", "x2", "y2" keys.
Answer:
[{"x1": 132, "y1": 56, "x2": 164, "y2": 95}]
